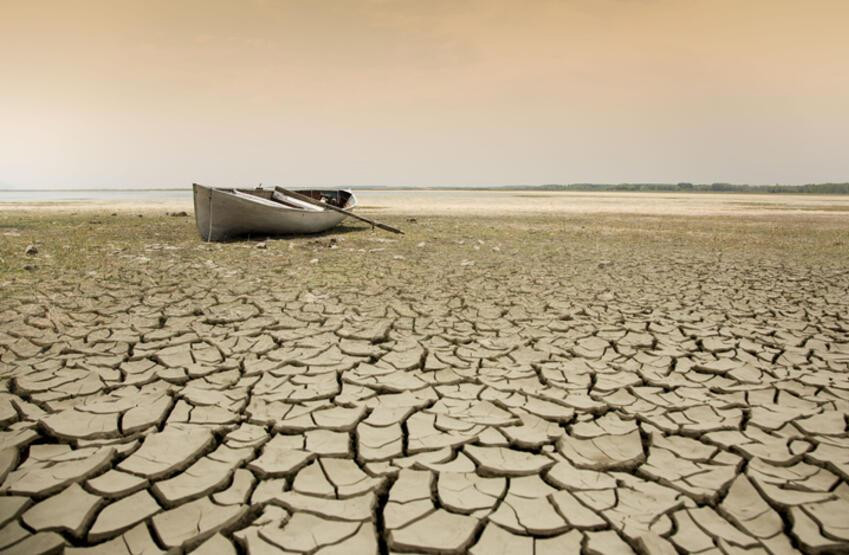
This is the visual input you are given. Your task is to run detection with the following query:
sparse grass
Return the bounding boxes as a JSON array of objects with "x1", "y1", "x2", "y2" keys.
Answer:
[
  {"x1": 1, "y1": 209, "x2": 848, "y2": 300},
  {"x1": 730, "y1": 202, "x2": 849, "y2": 212}
]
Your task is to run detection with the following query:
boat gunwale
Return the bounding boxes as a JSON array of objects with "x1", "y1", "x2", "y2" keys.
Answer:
[{"x1": 208, "y1": 186, "x2": 356, "y2": 213}]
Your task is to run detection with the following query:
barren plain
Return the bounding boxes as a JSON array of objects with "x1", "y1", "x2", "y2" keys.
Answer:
[{"x1": 0, "y1": 192, "x2": 848, "y2": 554}]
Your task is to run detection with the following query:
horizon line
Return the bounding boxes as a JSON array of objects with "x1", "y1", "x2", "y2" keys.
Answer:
[{"x1": 3, "y1": 181, "x2": 849, "y2": 192}]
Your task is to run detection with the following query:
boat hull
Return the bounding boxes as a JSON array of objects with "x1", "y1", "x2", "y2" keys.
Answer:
[{"x1": 193, "y1": 184, "x2": 356, "y2": 241}]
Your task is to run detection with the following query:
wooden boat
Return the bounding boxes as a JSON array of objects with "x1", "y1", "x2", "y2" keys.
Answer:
[{"x1": 192, "y1": 183, "x2": 357, "y2": 241}]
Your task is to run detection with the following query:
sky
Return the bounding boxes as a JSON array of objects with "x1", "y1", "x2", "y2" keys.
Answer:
[{"x1": 1, "y1": 0, "x2": 848, "y2": 189}]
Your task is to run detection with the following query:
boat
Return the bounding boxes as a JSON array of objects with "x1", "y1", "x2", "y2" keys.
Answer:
[{"x1": 192, "y1": 183, "x2": 357, "y2": 241}]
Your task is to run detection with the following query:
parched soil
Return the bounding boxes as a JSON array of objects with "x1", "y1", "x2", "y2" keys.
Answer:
[{"x1": 0, "y1": 209, "x2": 848, "y2": 553}]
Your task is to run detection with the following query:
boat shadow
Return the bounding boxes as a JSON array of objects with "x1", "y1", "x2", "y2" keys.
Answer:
[{"x1": 227, "y1": 223, "x2": 373, "y2": 243}]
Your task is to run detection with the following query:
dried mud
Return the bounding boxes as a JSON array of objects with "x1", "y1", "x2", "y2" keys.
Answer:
[{"x1": 0, "y1": 209, "x2": 848, "y2": 554}]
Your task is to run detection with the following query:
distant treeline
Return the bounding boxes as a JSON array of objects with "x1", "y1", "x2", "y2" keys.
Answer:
[{"x1": 519, "y1": 183, "x2": 849, "y2": 194}]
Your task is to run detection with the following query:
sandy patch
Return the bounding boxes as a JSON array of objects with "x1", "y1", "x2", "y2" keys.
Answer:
[{"x1": 2, "y1": 189, "x2": 848, "y2": 217}]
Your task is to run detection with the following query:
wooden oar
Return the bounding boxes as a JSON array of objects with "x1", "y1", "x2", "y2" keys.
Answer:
[{"x1": 274, "y1": 187, "x2": 404, "y2": 235}]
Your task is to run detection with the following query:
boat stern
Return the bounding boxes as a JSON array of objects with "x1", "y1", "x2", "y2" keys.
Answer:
[{"x1": 192, "y1": 183, "x2": 213, "y2": 241}]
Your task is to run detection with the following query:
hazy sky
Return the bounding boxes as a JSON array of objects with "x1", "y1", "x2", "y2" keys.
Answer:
[{"x1": 1, "y1": 0, "x2": 848, "y2": 188}]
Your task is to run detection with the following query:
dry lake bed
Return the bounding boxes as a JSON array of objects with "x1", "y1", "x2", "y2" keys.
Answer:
[{"x1": 0, "y1": 192, "x2": 848, "y2": 554}]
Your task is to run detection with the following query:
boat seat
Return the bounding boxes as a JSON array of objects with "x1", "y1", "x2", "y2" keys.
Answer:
[
  {"x1": 232, "y1": 190, "x2": 322, "y2": 212},
  {"x1": 230, "y1": 190, "x2": 289, "y2": 208},
  {"x1": 271, "y1": 191, "x2": 323, "y2": 211}
]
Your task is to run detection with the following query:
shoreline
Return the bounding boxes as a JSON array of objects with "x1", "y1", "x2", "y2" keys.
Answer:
[{"x1": 2, "y1": 189, "x2": 849, "y2": 217}]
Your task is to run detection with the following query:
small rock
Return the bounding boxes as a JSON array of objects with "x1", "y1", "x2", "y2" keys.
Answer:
[
  {"x1": 22, "y1": 264, "x2": 36, "y2": 272},
  {"x1": 111, "y1": 213, "x2": 117, "y2": 216},
  {"x1": 256, "y1": 242, "x2": 267, "y2": 249},
  {"x1": 598, "y1": 260, "x2": 612, "y2": 269},
  {"x1": 328, "y1": 238, "x2": 337, "y2": 247},
  {"x1": 24, "y1": 245, "x2": 37, "y2": 256},
  {"x1": 417, "y1": 242, "x2": 426, "y2": 248},
  {"x1": 170, "y1": 211, "x2": 188, "y2": 217},
  {"x1": 310, "y1": 258, "x2": 319, "y2": 264},
  {"x1": 406, "y1": 218, "x2": 417, "y2": 223}
]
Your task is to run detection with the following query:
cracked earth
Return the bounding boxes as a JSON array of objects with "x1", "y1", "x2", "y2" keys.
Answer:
[{"x1": 1, "y1": 209, "x2": 848, "y2": 554}]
